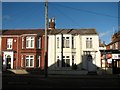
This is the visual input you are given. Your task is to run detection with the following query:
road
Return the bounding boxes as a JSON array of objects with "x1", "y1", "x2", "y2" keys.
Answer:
[{"x1": 2, "y1": 74, "x2": 120, "y2": 89}]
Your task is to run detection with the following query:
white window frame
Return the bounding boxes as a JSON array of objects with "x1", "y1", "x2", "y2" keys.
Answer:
[
  {"x1": 37, "y1": 37, "x2": 41, "y2": 49},
  {"x1": 36, "y1": 55, "x2": 40, "y2": 67},
  {"x1": 56, "y1": 56, "x2": 60, "y2": 67},
  {"x1": 86, "y1": 37, "x2": 92, "y2": 48},
  {"x1": 25, "y1": 55, "x2": 34, "y2": 67},
  {"x1": 57, "y1": 37, "x2": 59, "y2": 48},
  {"x1": 7, "y1": 38, "x2": 13, "y2": 49},
  {"x1": 115, "y1": 42, "x2": 118, "y2": 49},
  {"x1": 72, "y1": 36, "x2": 76, "y2": 49},
  {"x1": 22, "y1": 37, "x2": 24, "y2": 49},
  {"x1": 72, "y1": 55, "x2": 76, "y2": 65},
  {"x1": 21, "y1": 55, "x2": 23, "y2": 67},
  {"x1": 62, "y1": 56, "x2": 70, "y2": 67},
  {"x1": 26, "y1": 36, "x2": 34, "y2": 48},
  {"x1": 63, "y1": 37, "x2": 70, "y2": 48},
  {"x1": 110, "y1": 45, "x2": 112, "y2": 49}
]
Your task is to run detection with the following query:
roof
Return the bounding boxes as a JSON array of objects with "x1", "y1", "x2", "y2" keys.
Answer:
[
  {"x1": 107, "y1": 37, "x2": 120, "y2": 46},
  {"x1": 49, "y1": 28, "x2": 98, "y2": 35},
  {"x1": 2, "y1": 29, "x2": 44, "y2": 36},
  {"x1": 2, "y1": 28, "x2": 98, "y2": 36},
  {"x1": 99, "y1": 43, "x2": 106, "y2": 47}
]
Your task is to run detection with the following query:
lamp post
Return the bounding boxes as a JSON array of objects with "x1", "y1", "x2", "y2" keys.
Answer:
[{"x1": 44, "y1": 0, "x2": 48, "y2": 78}]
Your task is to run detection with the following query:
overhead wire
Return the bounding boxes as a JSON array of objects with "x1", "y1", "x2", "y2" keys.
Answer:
[
  {"x1": 51, "y1": 3, "x2": 119, "y2": 19},
  {"x1": 49, "y1": 3, "x2": 83, "y2": 28}
]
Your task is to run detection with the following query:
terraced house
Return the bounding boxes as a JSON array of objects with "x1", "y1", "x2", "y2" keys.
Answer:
[
  {"x1": 2, "y1": 29, "x2": 45, "y2": 70},
  {"x1": 48, "y1": 28, "x2": 101, "y2": 73},
  {"x1": 1, "y1": 18, "x2": 101, "y2": 74}
]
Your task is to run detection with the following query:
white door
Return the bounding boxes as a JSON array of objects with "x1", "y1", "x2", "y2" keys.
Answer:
[{"x1": 3, "y1": 51, "x2": 14, "y2": 69}]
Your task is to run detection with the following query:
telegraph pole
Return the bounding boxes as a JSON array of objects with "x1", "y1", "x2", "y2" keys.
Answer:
[{"x1": 44, "y1": 0, "x2": 48, "y2": 78}]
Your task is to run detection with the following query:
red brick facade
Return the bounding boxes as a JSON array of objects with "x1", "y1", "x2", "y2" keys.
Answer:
[
  {"x1": 106, "y1": 31, "x2": 120, "y2": 50},
  {"x1": 2, "y1": 29, "x2": 45, "y2": 70}
]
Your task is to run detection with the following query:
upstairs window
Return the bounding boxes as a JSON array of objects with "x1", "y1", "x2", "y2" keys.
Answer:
[
  {"x1": 37, "y1": 37, "x2": 41, "y2": 49},
  {"x1": 63, "y1": 37, "x2": 70, "y2": 48},
  {"x1": 115, "y1": 42, "x2": 118, "y2": 49},
  {"x1": 57, "y1": 37, "x2": 59, "y2": 48},
  {"x1": 86, "y1": 38, "x2": 92, "y2": 48},
  {"x1": 7, "y1": 38, "x2": 13, "y2": 49},
  {"x1": 72, "y1": 36, "x2": 76, "y2": 49},
  {"x1": 26, "y1": 36, "x2": 34, "y2": 48},
  {"x1": 110, "y1": 45, "x2": 112, "y2": 49},
  {"x1": 22, "y1": 37, "x2": 24, "y2": 49}
]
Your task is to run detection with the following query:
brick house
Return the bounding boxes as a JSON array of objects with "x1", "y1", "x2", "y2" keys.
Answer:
[
  {"x1": 106, "y1": 31, "x2": 120, "y2": 50},
  {"x1": 105, "y1": 31, "x2": 120, "y2": 74},
  {"x1": 2, "y1": 29, "x2": 45, "y2": 70},
  {"x1": 106, "y1": 31, "x2": 120, "y2": 66}
]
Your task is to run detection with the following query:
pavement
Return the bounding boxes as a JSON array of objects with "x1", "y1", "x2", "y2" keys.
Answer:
[{"x1": 1, "y1": 69, "x2": 120, "y2": 79}]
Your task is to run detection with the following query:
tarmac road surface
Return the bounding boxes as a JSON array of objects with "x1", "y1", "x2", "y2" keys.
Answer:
[{"x1": 2, "y1": 74, "x2": 120, "y2": 89}]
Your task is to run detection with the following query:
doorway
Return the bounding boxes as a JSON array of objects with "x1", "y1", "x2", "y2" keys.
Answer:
[
  {"x1": 6, "y1": 55, "x2": 11, "y2": 69},
  {"x1": 112, "y1": 59, "x2": 120, "y2": 74},
  {"x1": 87, "y1": 54, "x2": 96, "y2": 72}
]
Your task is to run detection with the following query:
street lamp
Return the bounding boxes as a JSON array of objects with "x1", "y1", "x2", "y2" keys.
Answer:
[{"x1": 44, "y1": 0, "x2": 48, "y2": 78}]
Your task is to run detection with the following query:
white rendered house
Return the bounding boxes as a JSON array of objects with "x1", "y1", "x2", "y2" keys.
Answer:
[{"x1": 48, "y1": 29, "x2": 101, "y2": 72}]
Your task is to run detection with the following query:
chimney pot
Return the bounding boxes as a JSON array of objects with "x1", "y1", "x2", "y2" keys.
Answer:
[{"x1": 49, "y1": 17, "x2": 56, "y2": 30}]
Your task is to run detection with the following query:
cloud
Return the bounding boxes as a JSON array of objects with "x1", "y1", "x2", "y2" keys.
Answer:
[{"x1": 99, "y1": 31, "x2": 110, "y2": 38}]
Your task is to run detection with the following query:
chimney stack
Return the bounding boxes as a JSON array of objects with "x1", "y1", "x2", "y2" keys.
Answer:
[{"x1": 48, "y1": 18, "x2": 56, "y2": 30}]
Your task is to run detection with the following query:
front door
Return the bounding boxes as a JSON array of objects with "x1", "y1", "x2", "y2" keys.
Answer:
[
  {"x1": 87, "y1": 54, "x2": 96, "y2": 72},
  {"x1": 6, "y1": 55, "x2": 11, "y2": 69},
  {"x1": 112, "y1": 59, "x2": 120, "y2": 74}
]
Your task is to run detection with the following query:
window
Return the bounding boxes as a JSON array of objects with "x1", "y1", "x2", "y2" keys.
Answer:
[
  {"x1": 26, "y1": 36, "x2": 34, "y2": 48},
  {"x1": 7, "y1": 39, "x2": 13, "y2": 49},
  {"x1": 37, "y1": 37, "x2": 41, "y2": 49},
  {"x1": 63, "y1": 37, "x2": 65, "y2": 48},
  {"x1": 115, "y1": 42, "x2": 118, "y2": 49},
  {"x1": 63, "y1": 37, "x2": 70, "y2": 48},
  {"x1": 57, "y1": 37, "x2": 59, "y2": 48},
  {"x1": 57, "y1": 56, "x2": 60, "y2": 67},
  {"x1": 22, "y1": 37, "x2": 24, "y2": 49},
  {"x1": 86, "y1": 38, "x2": 92, "y2": 48},
  {"x1": 21, "y1": 55, "x2": 23, "y2": 67},
  {"x1": 90, "y1": 38, "x2": 92, "y2": 48},
  {"x1": 110, "y1": 45, "x2": 112, "y2": 49},
  {"x1": 117, "y1": 60, "x2": 120, "y2": 68},
  {"x1": 118, "y1": 55, "x2": 120, "y2": 58},
  {"x1": 36, "y1": 55, "x2": 40, "y2": 67},
  {"x1": 72, "y1": 36, "x2": 76, "y2": 48},
  {"x1": 72, "y1": 55, "x2": 75, "y2": 66},
  {"x1": 62, "y1": 56, "x2": 70, "y2": 67},
  {"x1": 25, "y1": 55, "x2": 34, "y2": 67}
]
